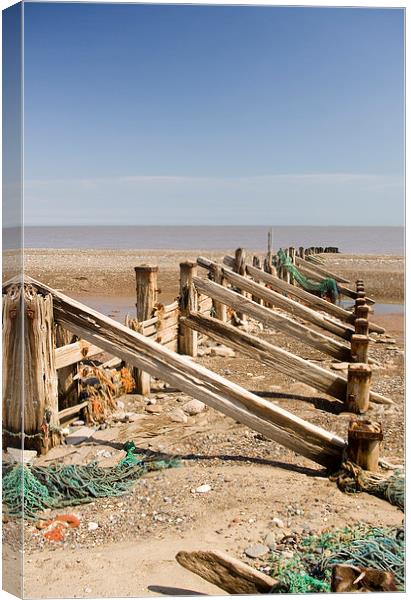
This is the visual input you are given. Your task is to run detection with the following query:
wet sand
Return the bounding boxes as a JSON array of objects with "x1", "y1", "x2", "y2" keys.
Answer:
[{"x1": 3, "y1": 248, "x2": 404, "y2": 306}]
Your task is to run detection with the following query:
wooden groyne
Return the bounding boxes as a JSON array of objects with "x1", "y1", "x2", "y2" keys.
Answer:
[{"x1": 2, "y1": 241, "x2": 392, "y2": 473}]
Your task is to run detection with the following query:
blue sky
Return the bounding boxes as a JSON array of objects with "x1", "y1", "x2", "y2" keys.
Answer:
[{"x1": 22, "y1": 3, "x2": 404, "y2": 225}]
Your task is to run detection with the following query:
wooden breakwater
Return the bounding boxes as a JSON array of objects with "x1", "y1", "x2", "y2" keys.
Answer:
[{"x1": 2, "y1": 242, "x2": 393, "y2": 473}]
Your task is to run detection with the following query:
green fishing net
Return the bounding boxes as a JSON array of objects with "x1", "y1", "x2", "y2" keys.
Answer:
[
  {"x1": 276, "y1": 249, "x2": 340, "y2": 302},
  {"x1": 2, "y1": 441, "x2": 180, "y2": 519}
]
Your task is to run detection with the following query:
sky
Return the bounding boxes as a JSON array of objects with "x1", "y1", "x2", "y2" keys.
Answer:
[{"x1": 20, "y1": 2, "x2": 404, "y2": 226}]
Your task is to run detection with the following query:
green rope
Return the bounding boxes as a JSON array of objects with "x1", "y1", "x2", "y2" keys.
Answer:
[
  {"x1": 276, "y1": 249, "x2": 340, "y2": 302},
  {"x1": 330, "y1": 459, "x2": 404, "y2": 510},
  {"x1": 270, "y1": 524, "x2": 405, "y2": 593},
  {"x1": 2, "y1": 441, "x2": 180, "y2": 520}
]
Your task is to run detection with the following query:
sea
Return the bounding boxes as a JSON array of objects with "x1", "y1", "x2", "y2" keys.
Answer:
[{"x1": 19, "y1": 225, "x2": 405, "y2": 254}]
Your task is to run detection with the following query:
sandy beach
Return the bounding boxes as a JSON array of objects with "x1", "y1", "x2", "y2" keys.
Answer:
[
  {"x1": 3, "y1": 248, "x2": 405, "y2": 598},
  {"x1": 4, "y1": 248, "x2": 404, "y2": 306}
]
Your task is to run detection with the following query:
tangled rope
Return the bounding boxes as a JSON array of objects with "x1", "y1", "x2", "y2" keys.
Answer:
[
  {"x1": 2, "y1": 442, "x2": 180, "y2": 520},
  {"x1": 276, "y1": 249, "x2": 340, "y2": 303},
  {"x1": 270, "y1": 524, "x2": 405, "y2": 593},
  {"x1": 330, "y1": 458, "x2": 404, "y2": 510}
]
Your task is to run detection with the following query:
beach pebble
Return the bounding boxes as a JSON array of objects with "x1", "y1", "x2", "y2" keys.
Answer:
[
  {"x1": 87, "y1": 522, "x2": 99, "y2": 531},
  {"x1": 193, "y1": 484, "x2": 211, "y2": 494},
  {"x1": 264, "y1": 532, "x2": 277, "y2": 550},
  {"x1": 183, "y1": 399, "x2": 205, "y2": 415},
  {"x1": 330, "y1": 362, "x2": 349, "y2": 371},
  {"x1": 244, "y1": 544, "x2": 270, "y2": 559},
  {"x1": 168, "y1": 408, "x2": 188, "y2": 423},
  {"x1": 146, "y1": 405, "x2": 163, "y2": 414},
  {"x1": 210, "y1": 346, "x2": 236, "y2": 358},
  {"x1": 271, "y1": 517, "x2": 285, "y2": 528}
]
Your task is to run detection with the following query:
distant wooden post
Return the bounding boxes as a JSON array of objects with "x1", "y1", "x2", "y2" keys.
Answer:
[
  {"x1": 350, "y1": 334, "x2": 369, "y2": 363},
  {"x1": 347, "y1": 420, "x2": 383, "y2": 471},
  {"x1": 179, "y1": 262, "x2": 198, "y2": 356},
  {"x1": 289, "y1": 246, "x2": 296, "y2": 285},
  {"x1": 252, "y1": 256, "x2": 263, "y2": 305},
  {"x1": 3, "y1": 283, "x2": 60, "y2": 454},
  {"x1": 345, "y1": 363, "x2": 372, "y2": 414},
  {"x1": 210, "y1": 263, "x2": 228, "y2": 322},
  {"x1": 298, "y1": 246, "x2": 305, "y2": 259},
  {"x1": 267, "y1": 229, "x2": 273, "y2": 271},
  {"x1": 233, "y1": 248, "x2": 248, "y2": 321},
  {"x1": 134, "y1": 265, "x2": 159, "y2": 394}
]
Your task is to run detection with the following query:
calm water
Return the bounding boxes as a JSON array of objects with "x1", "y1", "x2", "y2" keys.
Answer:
[{"x1": 19, "y1": 225, "x2": 404, "y2": 254}]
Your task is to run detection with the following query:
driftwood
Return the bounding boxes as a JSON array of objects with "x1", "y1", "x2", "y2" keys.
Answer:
[
  {"x1": 28, "y1": 277, "x2": 346, "y2": 468},
  {"x1": 175, "y1": 550, "x2": 277, "y2": 594},
  {"x1": 193, "y1": 276, "x2": 352, "y2": 362},
  {"x1": 331, "y1": 564, "x2": 397, "y2": 592},
  {"x1": 197, "y1": 257, "x2": 354, "y2": 341},
  {"x1": 223, "y1": 255, "x2": 384, "y2": 334},
  {"x1": 182, "y1": 313, "x2": 391, "y2": 406}
]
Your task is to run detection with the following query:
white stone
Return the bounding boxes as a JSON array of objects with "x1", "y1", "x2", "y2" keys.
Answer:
[
  {"x1": 65, "y1": 427, "x2": 95, "y2": 445},
  {"x1": 210, "y1": 346, "x2": 236, "y2": 358},
  {"x1": 194, "y1": 484, "x2": 211, "y2": 494},
  {"x1": 87, "y1": 522, "x2": 99, "y2": 531},
  {"x1": 183, "y1": 399, "x2": 206, "y2": 415},
  {"x1": 169, "y1": 409, "x2": 188, "y2": 423}
]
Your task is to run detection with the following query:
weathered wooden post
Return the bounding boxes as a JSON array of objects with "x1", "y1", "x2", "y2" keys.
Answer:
[
  {"x1": 282, "y1": 248, "x2": 291, "y2": 283},
  {"x1": 134, "y1": 265, "x2": 159, "y2": 394},
  {"x1": 55, "y1": 325, "x2": 79, "y2": 411},
  {"x1": 355, "y1": 318, "x2": 369, "y2": 336},
  {"x1": 251, "y1": 256, "x2": 263, "y2": 305},
  {"x1": 179, "y1": 262, "x2": 198, "y2": 356},
  {"x1": 233, "y1": 248, "x2": 248, "y2": 321},
  {"x1": 345, "y1": 363, "x2": 372, "y2": 414},
  {"x1": 3, "y1": 283, "x2": 60, "y2": 454},
  {"x1": 347, "y1": 420, "x2": 383, "y2": 471},
  {"x1": 288, "y1": 246, "x2": 296, "y2": 285},
  {"x1": 350, "y1": 334, "x2": 369, "y2": 363},
  {"x1": 298, "y1": 246, "x2": 305, "y2": 258},
  {"x1": 355, "y1": 297, "x2": 367, "y2": 317},
  {"x1": 210, "y1": 263, "x2": 228, "y2": 322}
]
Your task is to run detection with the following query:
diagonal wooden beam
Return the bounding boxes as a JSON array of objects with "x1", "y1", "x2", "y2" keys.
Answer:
[
  {"x1": 25, "y1": 276, "x2": 346, "y2": 468},
  {"x1": 193, "y1": 276, "x2": 352, "y2": 362},
  {"x1": 182, "y1": 312, "x2": 392, "y2": 406},
  {"x1": 197, "y1": 256, "x2": 355, "y2": 341},
  {"x1": 222, "y1": 255, "x2": 384, "y2": 335}
]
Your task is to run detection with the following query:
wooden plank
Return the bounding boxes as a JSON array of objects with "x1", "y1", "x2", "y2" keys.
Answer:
[
  {"x1": 222, "y1": 255, "x2": 384, "y2": 335},
  {"x1": 55, "y1": 340, "x2": 104, "y2": 369},
  {"x1": 197, "y1": 257, "x2": 354, "y2": 341},
  {"x1": 175, "y1": 550, "x2": 277, "y2": 594},
  {"x1": 140, "y1": 312, "x2": 179, "y2": 337},
  {"x1": 182, "y1": 313, "x2": 391, "y2": 405},
  {"x1": 295, "y1": 255, "x2": 350, "y2": 283},
  {"x1": 58, "y1": 400, "x2": 89, "y2": 421},
  {"x1": 193, "y1": 276, "x2": 352, "y2": 362},
  {"x1": 28, "y1": 277, "x2": 346, "y2": 468}
]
